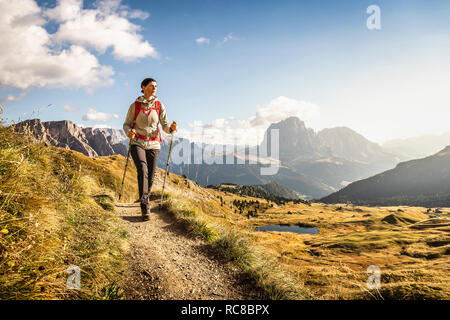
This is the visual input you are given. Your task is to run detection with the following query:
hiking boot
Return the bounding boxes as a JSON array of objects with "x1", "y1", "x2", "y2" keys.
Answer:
[{"x1": 140, "y1": 203, "x2": 149, "y2": 221}]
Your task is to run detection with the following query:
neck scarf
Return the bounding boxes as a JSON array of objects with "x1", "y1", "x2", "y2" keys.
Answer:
[{"x1": 137, "y1": 95, "x2": 158, "y2": 109}]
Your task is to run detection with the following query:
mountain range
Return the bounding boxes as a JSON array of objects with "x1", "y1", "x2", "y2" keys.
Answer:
[
  {"x1": 13, "y1": 116, "x2": 443, "y2": 201},
  {"x1": 382, "y1": 131, "x2": 450, "y2": 161},
  {"x1": 10, "y1": 119, "x2": 128, "y2": 157},
  {"x1": 320, "y1": 145, "x2": 450, "y2": 207},
  {"x1": 158, "y1": 117, "x2": 400, "y2": 199}
]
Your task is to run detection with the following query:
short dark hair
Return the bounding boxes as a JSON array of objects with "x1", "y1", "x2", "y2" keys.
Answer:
[{"x1": 141, "y1": 78, "x2": 157, "y2": 93}]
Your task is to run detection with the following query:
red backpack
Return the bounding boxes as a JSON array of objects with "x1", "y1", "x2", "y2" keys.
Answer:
[{"x1": 131, "y1": 100, "x2": 162, "y2": 142}]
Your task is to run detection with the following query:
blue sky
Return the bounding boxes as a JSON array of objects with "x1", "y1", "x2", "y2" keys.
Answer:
[{"x1": 1, "y1": 0, "x2": 450, "y2": 145}]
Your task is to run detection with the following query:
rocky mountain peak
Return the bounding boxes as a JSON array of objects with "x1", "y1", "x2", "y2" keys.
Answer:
[
  {"x1": 436, "y1": 145, "x2": 450, "y2": 156},
  {"x1": 260, "y1": 116, "x2": 319, "y2": 161},
  {"x1": 259, "y1": 116, "x2": 395, "y2": 166},
  {"x1": 10, "y1": 119, "x2": 127, "y2": 157}
]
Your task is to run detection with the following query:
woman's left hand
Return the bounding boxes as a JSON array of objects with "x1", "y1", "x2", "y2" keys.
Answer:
[{"x1": 170, "y1": 121, "x2": 177, "y2": 133}]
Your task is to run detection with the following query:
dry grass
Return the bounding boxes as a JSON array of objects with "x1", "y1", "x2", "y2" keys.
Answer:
[
  {"x1": 251, "y1": 203, "x2": 450, "y2": 300},
  {"x1": 0, "y1": 126, "x2": 138, "y2": 299},
  {"x1": 158, "y1": 188, "x2": 310, "y2": 300},
  {"x1": 154, "y1": 174, "x2": 450, "y2": 300}
]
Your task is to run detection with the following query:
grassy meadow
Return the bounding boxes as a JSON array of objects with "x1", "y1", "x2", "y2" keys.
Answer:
[{"x1": 161, "y1": 175, "x2": 450, "y2": 300}]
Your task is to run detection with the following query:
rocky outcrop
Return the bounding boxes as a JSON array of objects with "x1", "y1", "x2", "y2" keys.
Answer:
[
  {"x1": 95, "y1": 128, "x2": 128, "y2": 145},
  {"x1": 260, "y1": 116, "x2": 396, "y2": 165},
  {"x1": 10, "y1": 119, "x2": 128, "y2": 157},
  {"x1": 260, "y1": 116, "x2": 320, "y2": 162}
]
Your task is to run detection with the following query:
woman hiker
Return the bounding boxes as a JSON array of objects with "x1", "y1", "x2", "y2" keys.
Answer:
[{"x1": 123, "y1": 78, "x2": 177, "y2": 221}]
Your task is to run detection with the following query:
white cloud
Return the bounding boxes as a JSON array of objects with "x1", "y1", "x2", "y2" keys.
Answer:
[
  {"x1": 63, "y1": 105, "x2": 79, "y2": 112},
  {"x1": 203, "y1": 118, "x2": 227, "y2": 129},
  {"x1": 0, "y1": 0, "x2": 157, "y2": 91},
  {"x1": 195, "y1": 37, "x2": 210, "y2": 45},
  {"x1": 45, "y1": 0, "x2": 81, "y2": 22},
  {"x1": 218, "y1": 32, "x2": 240, "y2": 45},
  {"x1": 196, "y1": 33, "x2": 240, "y2": 47},
  {"x1": 92, "y1": 123, "x2": 114, "y2": 129},
  {"x1": 0, "y1": 91, "x2": 28, "y2": 105},
  {"x1": 249, "y1": 96, "x2": 320, "y2": 127},
  {"x1": 82, "y1": 108, "x2": 119, "y2": 122},
  {"x1": 222, "y1": 33, "x2": 234, "y2": 43},
  {"x1": 125, "y1": 10, "x2": 150, "y2": 20},
  {"x1": 182, "y1": 96, "x2": 320, "y2": 145},
  {"x1": 47, "y1": 0, "x2": 157, "y2": 62},
  {"x1": 0, "y1": 0, "x2": 114, "y2": 91},
  {"x1": 95, "y1": 0, "x2": 149, "y2": 20}
]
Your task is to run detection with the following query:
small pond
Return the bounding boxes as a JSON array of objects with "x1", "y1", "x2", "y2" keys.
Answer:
[{"x1": 254, "y1": 224, "x2": 319, "y2": 234}]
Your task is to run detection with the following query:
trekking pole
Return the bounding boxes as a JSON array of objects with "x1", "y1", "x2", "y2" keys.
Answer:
[
  {"x1": 118, "y1": 138, "x2": 133, "y2": 200},
  {"x1": 160, "y1": 132, "x2": 175, "y2": 208}
]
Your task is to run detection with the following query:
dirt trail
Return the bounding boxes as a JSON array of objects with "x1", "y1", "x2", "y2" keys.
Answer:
[{"x1": 117, "y1": 198, "x2": 266, "y2": 300}]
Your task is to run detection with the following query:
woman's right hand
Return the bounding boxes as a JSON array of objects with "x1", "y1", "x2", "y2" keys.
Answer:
[{"x1": 127, "y1": 129, "x2": 136, "y2": 139}]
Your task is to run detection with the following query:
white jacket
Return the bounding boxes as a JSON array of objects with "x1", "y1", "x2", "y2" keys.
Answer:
[{"x1": 123, "y1": 95, "x2": 172, "y2": 150}]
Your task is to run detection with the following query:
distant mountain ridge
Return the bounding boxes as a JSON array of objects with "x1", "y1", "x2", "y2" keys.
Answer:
[
  {"x1": 10, "y1": 119, "x2": 127, "y2": 157},
  {"x1": 12, "y1": 116, "x2": 400, "y2": 199},
  {"x1": 382, "y1": 131, "x2": 450, "y2": 160},
  {"x1": 261, "y1": 117, "x2": 397, "y2": 164},
  {"x1": 319, "y1": 145, "x2": 450, "y2": 206},
  {"x1": 160, "y1": 117, "x2": 399, "y2": 199}
]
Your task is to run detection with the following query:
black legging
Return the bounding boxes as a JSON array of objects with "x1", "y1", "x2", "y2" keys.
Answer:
[{"x1": 130, "y1": 144, "x2": 160, "y2": 207}]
